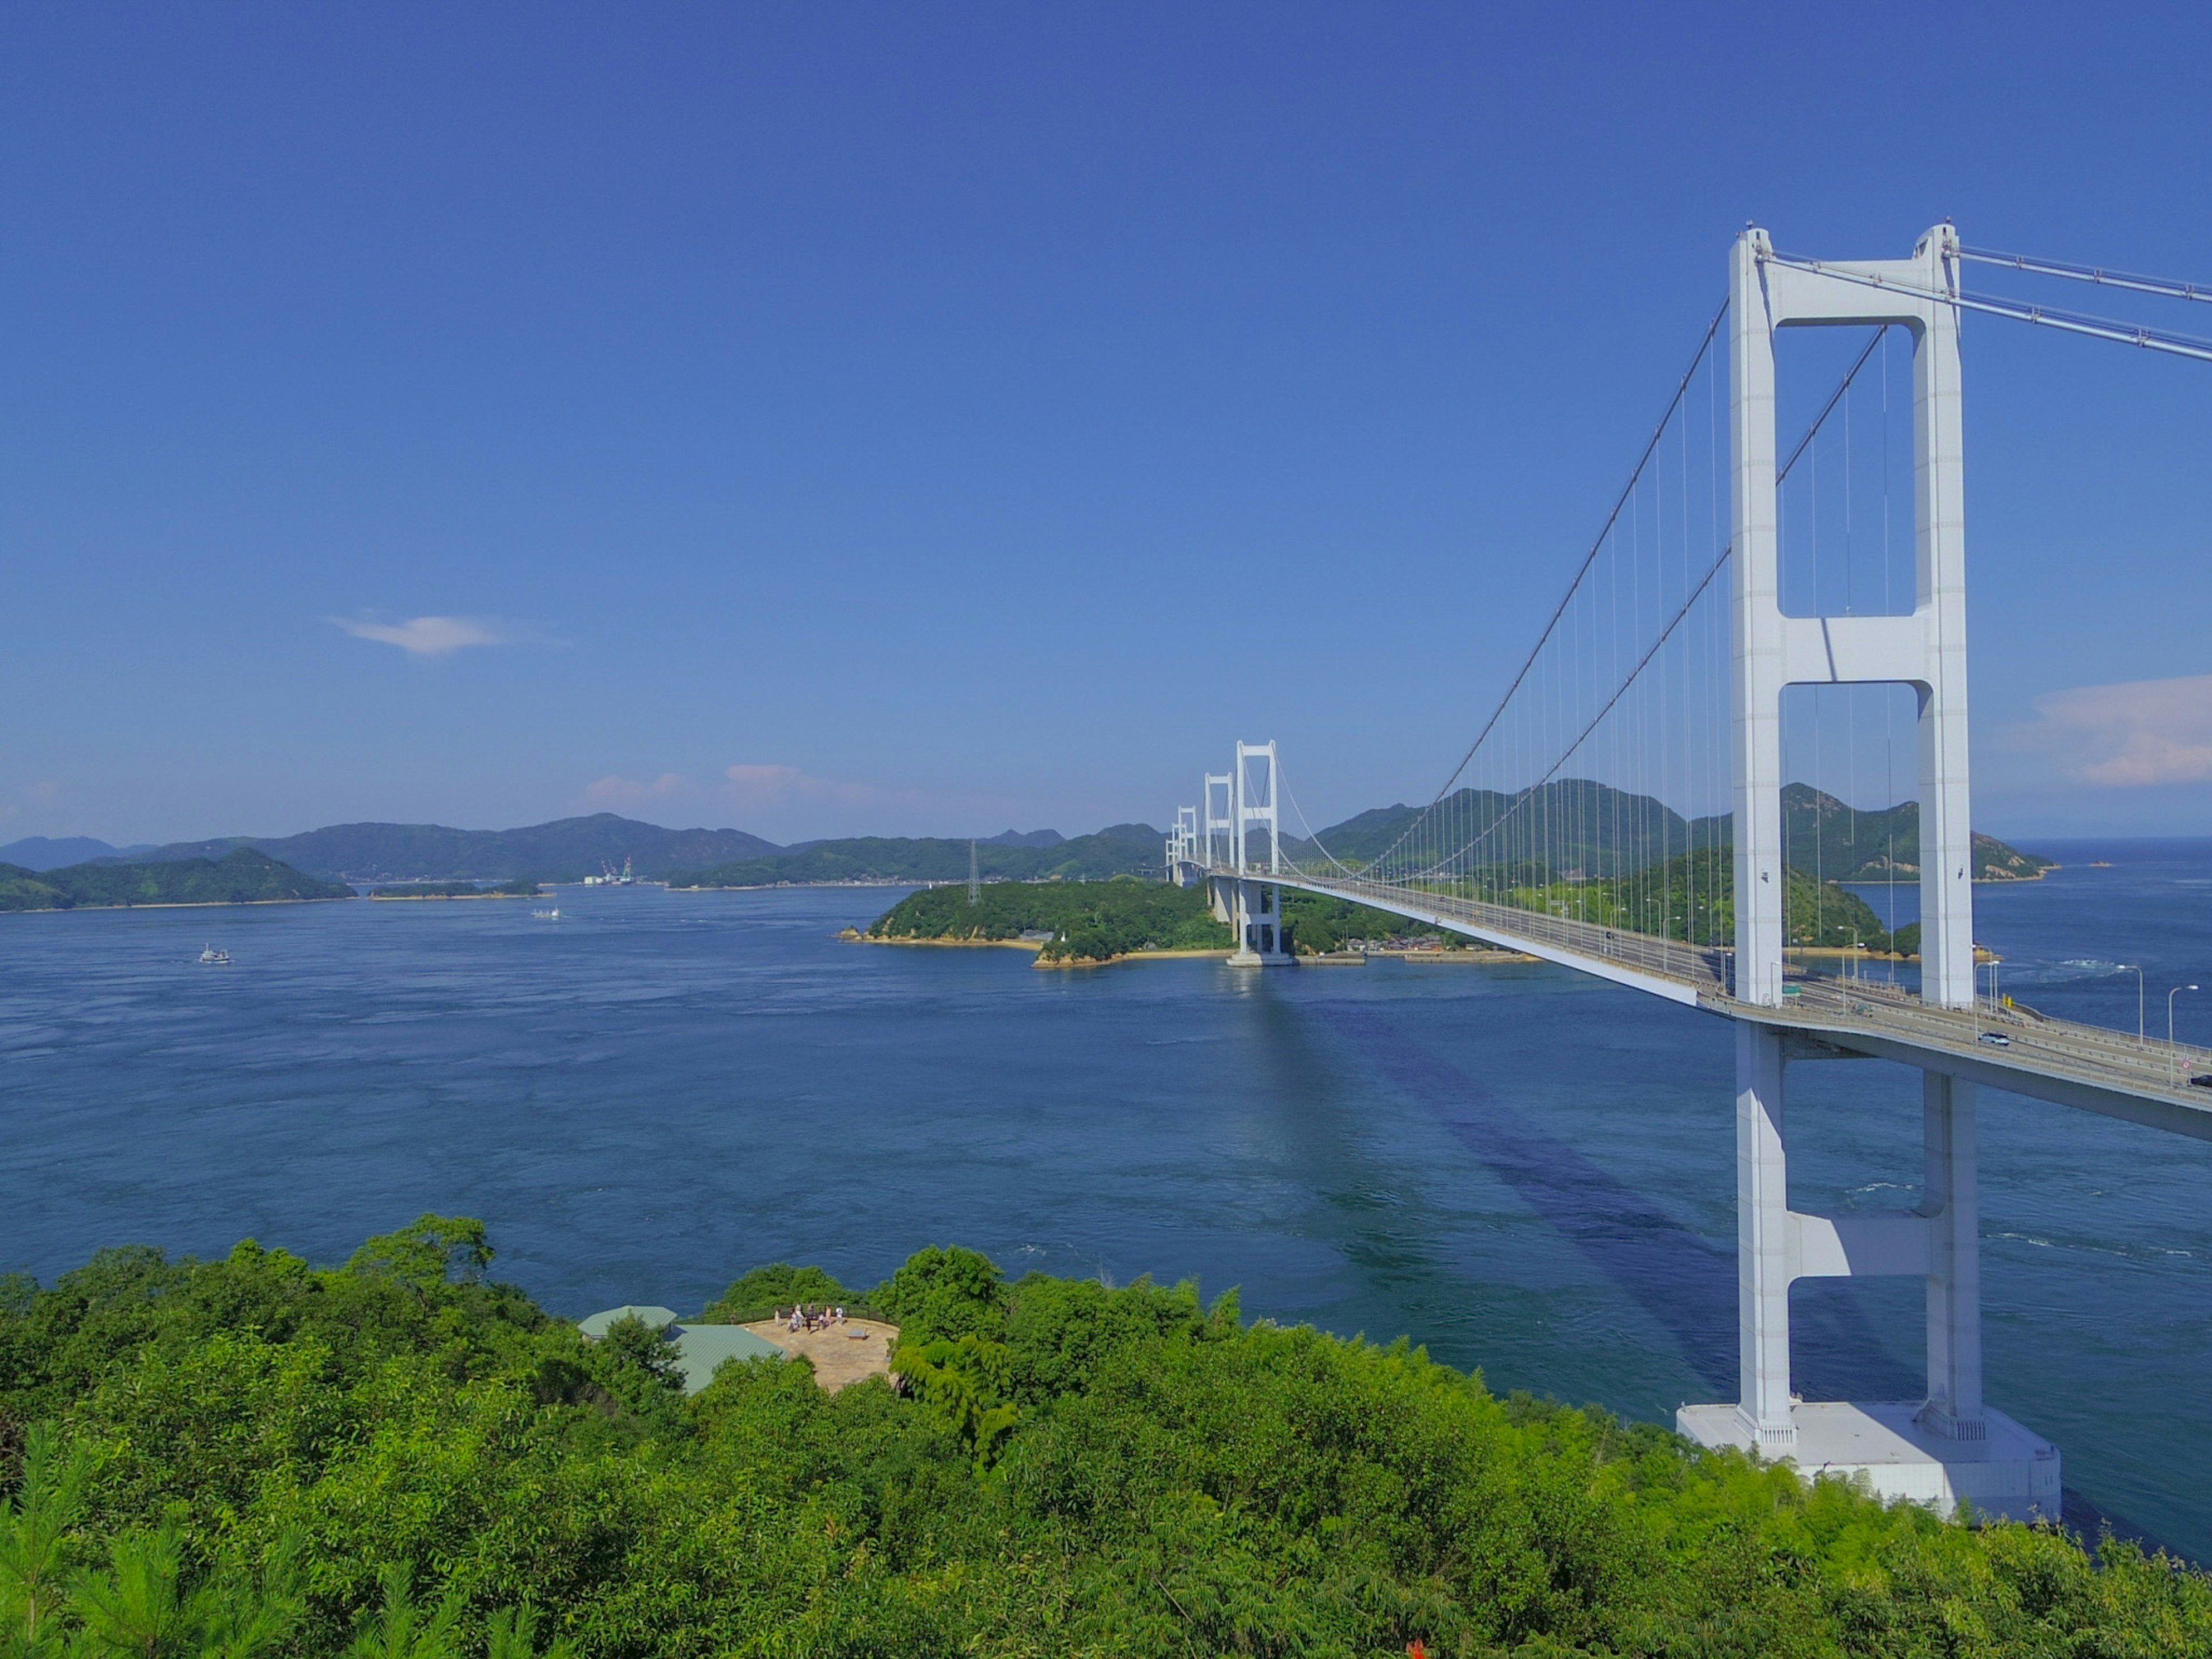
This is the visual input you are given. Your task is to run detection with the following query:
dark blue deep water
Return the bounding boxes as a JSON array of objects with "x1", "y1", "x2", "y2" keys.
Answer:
[{"x1": 4, "y1": 842, "x2": 2210, "y2": 1555}]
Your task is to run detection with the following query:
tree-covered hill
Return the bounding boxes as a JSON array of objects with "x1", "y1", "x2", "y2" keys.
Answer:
[
  {"x1": 0, "y1": 849, "x2": 352, "y2": 912},
  {"x1": 0, "y1": 1220, "x2": 2202, "y2": 1657},
  {"x1": 868, "y1": 877, "x2": 1229, "y2": 960},
  {"x1": 675, "y1": 823, "x2": 1163, "y2": 888},
  {"x1": 1291, "y1": 781, "x2": 2052, "y2": 885},
  {"x1": 131, "y1": 815, "x2": 781, "y2": 884}
]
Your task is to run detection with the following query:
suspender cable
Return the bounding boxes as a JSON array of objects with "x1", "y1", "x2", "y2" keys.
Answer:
[{"x1": 1360, "y1": 297, "x2": 1732, "y2": 881}]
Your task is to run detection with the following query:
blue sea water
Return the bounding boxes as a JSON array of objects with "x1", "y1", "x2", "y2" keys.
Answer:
[{"x1": 3, "y1": 843, "x2": 2209, "y2": 1556}]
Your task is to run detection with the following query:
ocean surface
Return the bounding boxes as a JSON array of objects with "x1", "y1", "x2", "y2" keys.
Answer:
[{"x1": 4, "y1": 840, "x2": 2210, "y2": 1556}]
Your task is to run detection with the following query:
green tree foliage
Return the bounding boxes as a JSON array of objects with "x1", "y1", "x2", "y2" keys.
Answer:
[
  {"x1": 1275, "y1": 891, "x2": 1433, "y2": 953},
  {"x1": 0, "y1": 1426, "x2": 87, "y2": 1653},
  {"x1": 0, "y1": 851, "x2": 351, "y2": 913},
  {"x1": 1, "y1": 1224, "x2": 2207, "y2": 1657},
  {"x1": 889, "y1": 1337, "x2": 1018, "y2": 1469},
  {"x1": 345, "y1": 1217, "x2": 493, "y2": 1290},
  {"x1": 870, "y1": 1247, "x2": 1005, "y2": 1342},
  {"x1": 868, "y1": 880, "x2": 1232, "y2": 961}
]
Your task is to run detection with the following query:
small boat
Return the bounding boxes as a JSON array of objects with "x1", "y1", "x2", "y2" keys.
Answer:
[
  {"x1": 532, "y1": 908, "x2": 561, "y2": 919},
  {"x1": 198, "y1": 945, "x2": 230, "y2": 965}
]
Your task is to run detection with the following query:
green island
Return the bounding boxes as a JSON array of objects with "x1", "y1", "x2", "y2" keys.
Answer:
[
  {"x1": 0, "y1": 1217, "x2": 2200, "y2": 1658},
  {"x1": 368, "y1": 879, "x2": 541, "y2": 900},
  {"x1": 0, "y1": 850, "x2": 353, "y2": 913},
  {"x1": 865, "y1": 880, "x2": 1445, "y2": 962},
  {"x1": 867, "y1": 878, "x2": 1229, "y2": 960},
  {"x1": 868, "y1": 863, "x2": 1901, "y2": 963}
]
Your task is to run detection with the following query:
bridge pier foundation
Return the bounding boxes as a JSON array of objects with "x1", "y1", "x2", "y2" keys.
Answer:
[
  {"x1": 1677, "y1": 1033, "x2": 2060, "y2": 1522},
  {"x1": 1225, "y1": 878, "x2": 1291, "y2": 966}
]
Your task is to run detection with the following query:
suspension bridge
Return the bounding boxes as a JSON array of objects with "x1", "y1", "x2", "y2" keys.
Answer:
[{"x1": 1165, "y1": 224, "x2": 2212, "y2": 1523}]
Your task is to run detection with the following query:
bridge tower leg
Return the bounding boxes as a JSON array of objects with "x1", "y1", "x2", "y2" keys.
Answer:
[
  {"x1": 1734, "y1": 1025, "x2": 1797, "y2": 1449},
  {"x1": 1680, "y1": 224, "x2": 2057, "y2": 1521}
]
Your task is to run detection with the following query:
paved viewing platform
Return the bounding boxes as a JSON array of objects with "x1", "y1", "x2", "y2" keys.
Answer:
[{"x1": 580, "y1": 1305, "x2": 898, "y2": 1395}]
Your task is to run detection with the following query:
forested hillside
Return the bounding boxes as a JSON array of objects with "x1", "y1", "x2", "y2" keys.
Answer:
[
  {"x1": 868, "y1": 877, "x2": 1229, "y2": 960},
  {"x1": 0, "y1": 1220, "x2": 2201, "y2": 1657},
  {"x1": 674, "y1": 824, "x2": 1162, "y2": 888},
  {"x1": 1293, "y1": 781, "x2": 2052, "y2": 885},
  {"x1": 0, "y1": 850, "x2": 351, "y2": 912}
]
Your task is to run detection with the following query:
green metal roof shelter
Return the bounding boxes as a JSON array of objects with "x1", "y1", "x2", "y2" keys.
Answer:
[{"x1": 578, "y1": 1306, "x2": 789, "y2": 1395}]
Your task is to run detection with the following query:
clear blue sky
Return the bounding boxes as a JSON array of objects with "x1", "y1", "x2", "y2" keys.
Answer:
[{"x1": 4, "y1": 2, "x2": 2207, "y2": 846}]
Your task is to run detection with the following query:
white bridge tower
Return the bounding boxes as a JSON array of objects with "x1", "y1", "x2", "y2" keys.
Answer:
[
  {"x1": 1198, "y1": 741, "x2": 1291, "y2": 964},
  {"x1": 1677, "y1": 223, "x2": 2059, "y2": 1521}
]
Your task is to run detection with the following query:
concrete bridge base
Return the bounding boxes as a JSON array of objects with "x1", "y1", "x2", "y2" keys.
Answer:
[{"x1": 1676, "y1": 1400, "x2": 2061, "y2": 1523}]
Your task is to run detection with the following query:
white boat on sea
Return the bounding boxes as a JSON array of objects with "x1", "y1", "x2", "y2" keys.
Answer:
[
  {"x1": 532, "y1": 908, "x2": 561, "y2": 919},
  {"x1": 197, "y1": 945, "x2": 230, "y2": 964}
]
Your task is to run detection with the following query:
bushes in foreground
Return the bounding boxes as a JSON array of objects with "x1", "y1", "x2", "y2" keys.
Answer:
[{"x1": 2, "y1": 1218, "x2": 2208, "y2": 1657}]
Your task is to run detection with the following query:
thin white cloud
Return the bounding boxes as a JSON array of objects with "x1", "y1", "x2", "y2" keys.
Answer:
[
  {"x1": 581, "y1": 772, "x2": 693, "y2": 810},
  {"x1": 332, "y1": 615, "x2": 515, "y2": 656},
  {"x1": 2005, "y1": 673, "x2": 2212, "y2": 787},
  {"x1": 722, "y1": 763, "x2": 878, "y2": 806}
]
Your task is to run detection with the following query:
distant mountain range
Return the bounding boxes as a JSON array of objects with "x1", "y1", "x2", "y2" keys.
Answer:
[
  {"x1": 0, "y1": 835, "x2": 160, "y2": 870},
  {"x1": 0, "y1": 816, "x2": 1117, "y2": 887},
  {"x1": 0, "y1": 786, "x2": 2051, "y2": 893}
]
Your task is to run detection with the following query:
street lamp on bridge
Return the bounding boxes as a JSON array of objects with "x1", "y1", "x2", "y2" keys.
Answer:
[{"x1": 2169, "y1": 984, "x2": 2199, "y2": 1088}]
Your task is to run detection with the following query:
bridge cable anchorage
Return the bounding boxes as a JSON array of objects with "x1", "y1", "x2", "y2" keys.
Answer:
[
  {"x1": 1354, "y1": 294, "x2": 1732, "y2": 882},
  {"x1": 1957, "y1": 244, "x2": 2212, "y2": 305},
  {"x1": 1763, "y1": 252, "x2": 2212, "y2": 365},
  {"x1": 1389, "y1": 327, "x2": 1895, "y2": 888}
]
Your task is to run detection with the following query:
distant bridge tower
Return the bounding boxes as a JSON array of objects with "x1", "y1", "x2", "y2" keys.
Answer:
[
  {"x1": 1166, "y1": 805, "x2": 1201, "y2": 884},
  {"x1": 1203, "y1": 773, "x2": 1234, "y2": 870},
  {"x1": 1221, "y1": 740, "x2": 1290, "y2": 965},
  {"x1": 1681, "y1": 223, "x2": 2057, "y2": 1521}
]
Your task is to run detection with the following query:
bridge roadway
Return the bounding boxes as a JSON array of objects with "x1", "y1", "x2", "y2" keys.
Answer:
[{"x1": 1200, "y1": 863, "x2": 2212, "y2": 1144}]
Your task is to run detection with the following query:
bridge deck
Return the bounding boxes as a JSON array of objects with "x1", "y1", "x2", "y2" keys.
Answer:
[{"x1": 1200, "y1": 865, "x2": 2212, "y2": 1142}]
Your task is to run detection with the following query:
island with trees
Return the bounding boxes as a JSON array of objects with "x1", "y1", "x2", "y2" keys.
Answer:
[
  {"x1": 865, "y1": 862, "x2": 1902, "y2": 963},
  {"x1": 0, "y1": 1216, "x2": 2200, "y2": 1656},
  {"x1": 0, "y1": 849, "x2": 354, "y2": 912}
]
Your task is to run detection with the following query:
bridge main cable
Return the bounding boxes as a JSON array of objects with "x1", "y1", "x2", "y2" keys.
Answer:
[
  {"x1": 1354, "y1": 295, "x2": 1730, "y2": 881},
  {"x1": 1766, "y1": 251, "x2": 2212, "y2": 364},
  {"x1": 1957, "y1": 244, "x2": 2212, "y2": 304}
]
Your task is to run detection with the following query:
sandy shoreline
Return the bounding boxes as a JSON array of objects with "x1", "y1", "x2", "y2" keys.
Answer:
[
  {"x1": 367, "y1": 891, "x2": 535, "y2": 901},
  {"x1": 0, "y1": 896, "x2": 352, "y2": 916},
  {"x1": 847, "y1": 930, "x2": 1044, "y2": 950}
]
